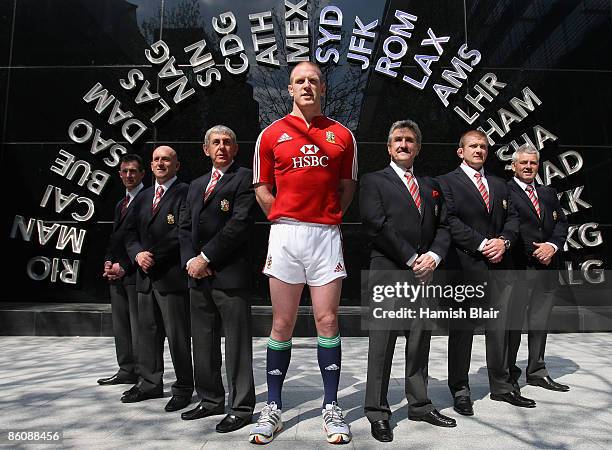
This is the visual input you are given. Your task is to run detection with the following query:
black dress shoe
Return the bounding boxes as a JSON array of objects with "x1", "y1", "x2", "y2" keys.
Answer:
[
  {"x1": 490, "y1": 391, "x2": 536, "y2": 408},
  {"x1": 97, "y1": 374, "x2": 138, "y2": 385},
  {"x1": 409, "y1": 410, "x2": 457, "y2": 427},
  {"x1": 181, "y1": 403, "x2": 225, "y2": 420},
  {"x1": 122, "y1": 384, "x2": 139, "y2": 396},
  {"x1": 165, "y1": 395, "x2": 191, "y2": 412},
  {"x1": 121, "y1": 387, "x2": 163, "y2": 403},
  {"x1": 527, "y1": 376, "x2": 570, "y2": 392},
  {"x1": 370, "y1": 420, "x2": 393, "y2": 442},
  {"x1": 215, "y1": 414, "x2": 252, "y2": 433},
  {"x1": 453, "y1": 396, "x2": 474, "y2": 416}
]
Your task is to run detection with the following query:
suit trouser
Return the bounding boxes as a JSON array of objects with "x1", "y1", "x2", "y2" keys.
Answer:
[
  {"x1": 109, "y1": 282, "x2": 139, "y2": 377},
  {"x1": 448, "y1": 274, "x2": 515, "y2": 396},
  {"x1": 508, "y1": 270, "x2": 557, "y2": 383},
  {"x1": 190, "y1": 286, "x2": 255, "y2": 418},
  {"x1": 137, "y1": 288, "x2": 193, "y2": 396},
  {"x1": 365, "y1": 318, "x2": 434, "y2": 422}
]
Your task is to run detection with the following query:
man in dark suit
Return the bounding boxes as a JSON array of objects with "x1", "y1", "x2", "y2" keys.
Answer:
[
  {"x1": 507, "y1": 144, "x2": 569, "y2": 392},
  {"x1": 98, "y1": 154, "x2": 145, "y2": 386},
  {"x1": 438, "y1": 130, "x2": 533, "y2": 415},
  {"x1": 178, "y1": 125, "x2": 256, "y2": 433},
  {"x1": 361, "y1": 119, "x2": 455, "y2": 442},
  {"x1": 121, "y1": 145, "x2": 194, "y2": 412}
]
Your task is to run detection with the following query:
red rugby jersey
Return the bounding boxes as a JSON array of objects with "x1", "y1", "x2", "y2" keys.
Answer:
[{"x1": 253, "y1": 114, "x2": 358, "y2": 225}]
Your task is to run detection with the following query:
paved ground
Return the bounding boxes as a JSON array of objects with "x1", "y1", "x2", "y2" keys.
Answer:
[{"x1": 0, "y1": 334, "x2": 611, "y2": 449}]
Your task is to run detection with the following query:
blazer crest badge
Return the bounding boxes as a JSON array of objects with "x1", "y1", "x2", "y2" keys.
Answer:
[{"x1": 220, "y1": 199, "x2": 230, "y2": 212}]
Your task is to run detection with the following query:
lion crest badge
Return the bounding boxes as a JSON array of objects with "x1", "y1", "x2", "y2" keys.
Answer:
[{"x1": 220, "y1": 199, "x2": 230, "y2": 212}]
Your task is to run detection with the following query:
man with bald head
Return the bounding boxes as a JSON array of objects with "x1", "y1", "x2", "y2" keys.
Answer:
[
  {"x1": 122, "y1": 145, "x2": 194, "y2": 412},
  {"x1": 251, "y1": 61, "x2": 357, "y2": 445}
]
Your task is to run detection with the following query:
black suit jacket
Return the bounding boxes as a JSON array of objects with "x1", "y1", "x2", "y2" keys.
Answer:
[
  {"x1": 507, "y1": 179, "x2": 568, "y2": 269},
  {"x1": 126, "y1": 180, "x2": 189, "y2": 294},
  {"x1": 360, "y1": 166, "x2": 450, "y2": 270},
  {"x1": 104, "y1": 188, "x2": 145, "y2": 286},
  {"x1": 437, "y1": 167, "x2": 519, "y2": 270},
  {"x1": 179, "y1": 164, "x2": 256, "y2": 290}
]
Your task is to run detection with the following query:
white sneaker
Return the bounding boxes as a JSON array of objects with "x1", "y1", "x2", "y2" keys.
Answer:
[
  {"x1": 322, "y1": 402, "x2": 351, "y2": 444},
  {"x1": 249, "y1": 402, "x2": 282, "y2": 444}
]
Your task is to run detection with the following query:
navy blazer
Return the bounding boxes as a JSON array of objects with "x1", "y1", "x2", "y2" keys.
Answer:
[
  {"x1": 179, "y1": 164, "x2": 256, "y2": 290},
  {"x1": 125, "y1": 180, "x2": 189, "y2": 294},
  {"x1": 104, "y1": 188, "x2": 145, "y2": 286},
  {"x1": 507, "y1": 179, "x2": 568, "y2": 269},
  {"x1": 360, "y1": 166, "x2": 450, "y2": 270},
  {"x1": 437, "y1": 167, "x2": 519, "y2": 270}
]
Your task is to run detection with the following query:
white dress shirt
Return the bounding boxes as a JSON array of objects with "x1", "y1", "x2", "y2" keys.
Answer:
[
  {"x1": 125, "y1": 183, "x2": 144, "y2": 207},
  {"x1": 152, "y1": 176, "x2": 177, "y2": 207}
]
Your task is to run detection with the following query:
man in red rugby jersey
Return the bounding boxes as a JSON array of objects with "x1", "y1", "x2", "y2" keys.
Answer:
[{"x1": 250, "y1": 61, "x2": 357, "y2": 445}]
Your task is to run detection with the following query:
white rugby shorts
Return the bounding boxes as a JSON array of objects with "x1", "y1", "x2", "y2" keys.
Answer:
[{"x1": 263, "y1": 220, "x2": 347, "y2": 286}]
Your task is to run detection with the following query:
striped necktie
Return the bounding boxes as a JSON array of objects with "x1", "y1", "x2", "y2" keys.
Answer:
[
  {"x1": 152, "y1": 185, "x2": 164, "y2": 213},
  {"x1": 525, "y1": 185, "x2": 541, "y2": 218},
  {"x1": 474, "y1": 172, "x2": 490, "y2": 212},
  {"x1": 405, "y1": 171, "x2": 422, "y2": 213},
  {"x1": 204, "y1": 170, "x2": 221, "y2": 201},
  {"x1": 120, "y1": 194, "x2": 130, "y2": 218}
]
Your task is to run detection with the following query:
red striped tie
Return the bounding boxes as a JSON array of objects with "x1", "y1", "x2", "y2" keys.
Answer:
[
  {"x1": 474, "y1": 172, "x2": 490, "y2": 212},
  {"x1": 204, "y1": 170, "x2": 221, "y2": 201},
  {"x1": 120, "y1": 194, "x2": 130, "y2": 218},
  {"x1": 405, "y1": 171, "x2": 422, "y2": 213},
  {"x1": 525, "y1": 185, "x2": 541, "y2": 218},
  {"x1": 151, "y1": 185, "x2": 164, "y2": 213}
]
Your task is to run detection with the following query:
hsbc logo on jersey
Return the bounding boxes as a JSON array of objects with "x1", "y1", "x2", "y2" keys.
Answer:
[
  {"x1": 300, "y1": 144, "x2": 319, "y2": 155},
  {"x1": 292, "y1": 144, "x2": 329, "y2": 168}
]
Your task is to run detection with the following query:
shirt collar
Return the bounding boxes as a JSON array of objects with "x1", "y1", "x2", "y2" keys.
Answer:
[
  {"x1": 126, "y1": 183, "x2": 144, "y2": 199},
  {"x1": 460, "y1": 162, "x2": 485, "y2": 178},
  {"x1": 212, "y1": 160, "x2": 234, "y2": 177},
  {"x1": 513, "y1": 176, "x2": 536, "y2": 192},
  {"x1": 155, "y1": 176, "x2": 177, "y2": 192},
  {"x1": 390, "y1": 160, "x2": 414, "y2": 179}
]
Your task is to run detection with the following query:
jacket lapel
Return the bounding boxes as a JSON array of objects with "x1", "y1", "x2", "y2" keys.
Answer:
[
  {"x1": 455, "y1": 167, "x2": 488, "y2": 212},
  {"x1": 512, "y1": 179, "x2": 541, "y2": 220},
  {"x1": 485, "y1": 171, "x2": 495, "y2": 216},
  {"x1": 417, "y1": 176, "x2": 431, "y2": 224},
  {"x1": 149, "y1": 182, "x2": 177, "y2": 225},
  {"x1": 383, "y1": 166, "x2": 420, "y2": 213},
  {"x1": 199, "y1": 172, "x2": 212, "y2": 206},
  {"x1": 535, "y1": 184, "x2": 547, "y2": 222},
  {"x1": 203, "y1": 164, "x2": 237, "y2": 206},
  {"x1": 113, "y1": 198, "x2": 123, "y2": 230}
]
